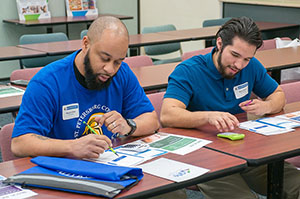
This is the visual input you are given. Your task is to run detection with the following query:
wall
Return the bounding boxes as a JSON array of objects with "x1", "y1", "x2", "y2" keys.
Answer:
[
  {"x1": 0, "y1": 0, "x2": 220, "y2": 79},
  {"x1": 0, "y1": 0, "x2": 137, "y2": 79},
  {"x1": 140, "y1": 0, "x2": 221, "y2": 55}
]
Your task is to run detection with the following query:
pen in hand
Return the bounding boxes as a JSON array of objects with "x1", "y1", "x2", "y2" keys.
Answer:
[
  {"x1": 83, "y1": 121, "x2": 119, "y2": 157},
  {"x1": 244, "y1": 99, "x2": 253, "y2": 106}
]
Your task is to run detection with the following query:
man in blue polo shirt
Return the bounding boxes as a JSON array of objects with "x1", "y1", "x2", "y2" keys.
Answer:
[{"x1": 161, "y1": 17, "x2": 300, "y2": 198}]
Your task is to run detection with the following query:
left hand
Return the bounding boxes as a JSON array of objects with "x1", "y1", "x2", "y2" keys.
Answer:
[
  {"x1": 239, "y1": 99, "x2": 270, "y2": 116},
  {"x1": 94, "y1": 111, "x2": 131, "y2": 136}
]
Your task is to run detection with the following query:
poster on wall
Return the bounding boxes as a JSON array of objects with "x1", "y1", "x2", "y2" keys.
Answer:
[
  {"x1": 16, "y1": 0, "x2": 51, "y2": 21},
  {"x1": 65, "y1": 0, "x2": 98, "y2": 17}
]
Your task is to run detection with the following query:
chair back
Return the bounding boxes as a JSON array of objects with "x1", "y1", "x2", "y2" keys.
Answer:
[
  {"x1": 123, "y1": 55, "x2": 153, "y2": 68},
  {"x1": 0, "y1": 123, "x2": 19, "y2": 161},
  {"x1": 147, "y1": 91, "x2": 165, "y2": 126},
  {"x1": 80, "y1": 29, "x2": 88, "y2": 39},
  {"x1": 280, "y1": 81, "x2": 300, "y2": 104},
  {"x1": 10, "y1": 67, "x2": 42, "y2": 82},
  {"x1": 19, "y1": 32, "x2": 68, "y2": 68},
  {"x1": 142, "y1": 24, "x2": 182, "y2": 64},
  {"x1": 203, "y1": 17, "x2": 232, "y2": 27},
  {"x1": 181, "y1": 46, "x2": 214, "y2": 61}
]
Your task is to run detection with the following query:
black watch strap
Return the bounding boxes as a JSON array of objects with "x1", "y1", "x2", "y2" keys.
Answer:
[{"x1": 125, "y1": 119, "x2": 136, "y2": 136}]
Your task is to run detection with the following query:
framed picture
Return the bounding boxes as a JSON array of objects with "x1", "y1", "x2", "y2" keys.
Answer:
[
  {"x1": 65, "y1": 0, "x2": 98, "y2": 17},
  {"x1": 16, "y1": 0, "x2": 51, "y2": 21}
]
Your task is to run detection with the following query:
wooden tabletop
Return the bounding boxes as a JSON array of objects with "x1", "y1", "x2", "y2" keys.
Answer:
[
  {"x1": 161, "y1": 102, "x2": 300, "y2": 166},
  {"x1": 0, "y1": 46, "x2": 46, "y2": 61},
  {"x1": 0, "y1": 149, "x2": 246, "y2": 198},
  {"x1": 3, "y1": 14, "x2": 133, "y2": 27},
  {"x1": 0, "y1": 94, "x2": 22, "y2": 114}
]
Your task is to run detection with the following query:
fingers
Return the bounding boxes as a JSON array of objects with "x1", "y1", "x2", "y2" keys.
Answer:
[
  {"x1": 209, "y1": 112, "x2": 239, "y2": 132},
  {"x1": 95, "y1": 111, "x2": 129, "y2": 135}
]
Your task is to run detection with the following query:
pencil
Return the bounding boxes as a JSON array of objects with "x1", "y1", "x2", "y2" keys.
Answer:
[{"x1": 83, "y1": 121, "x2": 119, "y2": 156}]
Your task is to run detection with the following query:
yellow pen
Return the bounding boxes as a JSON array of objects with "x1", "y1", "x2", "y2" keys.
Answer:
[{"x1": 83, "y1": 121, "x2": 119, "y2": 156}]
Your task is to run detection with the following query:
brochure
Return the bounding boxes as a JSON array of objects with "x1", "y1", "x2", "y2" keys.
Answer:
[
  {"x1": 65, "y1": 0, "x2": 98, "y2": 17},
  {"x1": 0, "y1": 175, "x2": 37, "y2": 199},
  {"x1": 139, "y1": 158, "x2": 210, "y2": 182},
  {"x1": 0, "y1": 85, "x2": 24, "y2": 98},
  {"x1": 276, "y1": 111, "x2": 300, "y2": 123},
  {"x1": 16, "y1": 0, "x2": 51, "y2": 21},
  {"x1": 139, "y1": 132, "x2": 212, "y2": 155}
]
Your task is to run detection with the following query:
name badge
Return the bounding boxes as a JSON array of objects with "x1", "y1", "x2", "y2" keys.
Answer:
[
  {"x1": 233, "y1": 82, "x2": 248, "y2": 99},
  {"x1": 62, "y1": 103, "x2": 79, "y2": 120}
]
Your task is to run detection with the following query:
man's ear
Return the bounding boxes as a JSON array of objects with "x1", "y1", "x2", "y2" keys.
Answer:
[
  {"x1": 81, "y1": 36, "x2": 90, "y2": 53},
  {"x1": 216, "y1": 37, "x2": 223, "y2": 51}
]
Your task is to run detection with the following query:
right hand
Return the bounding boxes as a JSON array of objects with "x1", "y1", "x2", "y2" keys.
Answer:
[
  {"x1": 207, "y1": 111, "x2": 240, "y2": 132},
  {"x1": 69, "y1": 134, "x2": 112, "y2": 159}
]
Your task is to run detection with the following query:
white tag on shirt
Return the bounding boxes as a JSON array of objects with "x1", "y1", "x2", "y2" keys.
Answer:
[
  {"x1": 62, "y1": 103, "x2": 79, "y2": 120},
  {"x1": 233, "y1": 82, "x2": 248, "y2": 99}
]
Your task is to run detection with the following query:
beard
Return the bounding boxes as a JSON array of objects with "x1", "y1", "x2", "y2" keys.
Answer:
[
  {"x1": 84, "y1": 50, "x2": 114, "y2": 90},
  {"x1": 217, "y1": 48, "x2": 240, "y2": 80}
]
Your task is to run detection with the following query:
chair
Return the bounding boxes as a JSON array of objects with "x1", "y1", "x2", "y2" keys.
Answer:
[
  {"x1": 146, "y1": 91, "x2": 165, "y2": 126},
  {"x1": 10, "y1": 67, "x2": 42, "y2": 82},
  {"x1": 258, "y1": 37, "x2": 291, "y2": 51},
  {"x1": 80, "y1": 29, "x2": 88, "y2": 39},
  {"x1": 142, "y1": 24, "x2": 183, "y2": 65},
  {"x1": 19, "y1": 32, "x2": 68, "y2": 68},
  {"x1": 280, "y1": 81, "x2": 300, "y2": 167},
  {"x1": 202, "y1": 17, "x2": 232, "y2": 47},
  {"x1": 181, "y1": 46, "x2": 214, "y2": 61},
  {"x1": 123, "y1": 55, "x2": 153, "y2": 68},
  {"x1": 280, "y1": 81, "x2": 300, "y2": 104},
  {"x1": 0, "y1": 123, "x2": 20, "y2": 161}
]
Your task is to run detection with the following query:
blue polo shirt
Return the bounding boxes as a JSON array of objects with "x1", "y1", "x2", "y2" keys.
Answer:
[{"x1": 164, "y1": 48, "x2": 278, "y2": 114}]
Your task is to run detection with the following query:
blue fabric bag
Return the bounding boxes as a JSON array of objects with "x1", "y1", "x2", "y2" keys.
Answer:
[{"x1": 3, "y1": 156, "x2": 143, "y2": 198}]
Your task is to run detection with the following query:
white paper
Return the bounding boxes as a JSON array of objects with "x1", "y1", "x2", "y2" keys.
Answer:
[
  {"x1": 257, "y1": 117, "x2": 300, "y2": 129},
  {"x1": 139, "y1": 158, "x2": 209, "y2": 182},
  {"x1": 239, "y1": 120, "x2": 294, "y2": 136},
  {"x1": 87, "y1": 151, "x2": 144, "y2": 167},
  {"x1": 276, "y1": 111, "x2": 300, "y2": 123},
  {"x1": 139, "y1": 132, "x2": 212, "y2": 155},
  {"x1": 0, "y1": 175, "x2": 37, "y2": 199}
]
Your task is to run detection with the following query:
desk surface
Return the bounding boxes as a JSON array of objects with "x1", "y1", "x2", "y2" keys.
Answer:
[
  {"x1": 3, "y1": 14, "x2": 133, "y2": 27},
  {"x1": 0, "y1": 149, "x2": 246, "y2": 198},
  {"x1": 0, "y1": 94, "x2": 22, "y2": 114},
  {"x1": 0, "y1": 46, "x2": 46, "y2": 61},
  {"x1": 162, "y1": 102, "x2": 300, "y2": 166}
]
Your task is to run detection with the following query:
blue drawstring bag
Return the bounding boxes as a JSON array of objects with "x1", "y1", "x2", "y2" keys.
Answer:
[{"x1": 3, "y1": 156, "x2": 143, "y2": 198}]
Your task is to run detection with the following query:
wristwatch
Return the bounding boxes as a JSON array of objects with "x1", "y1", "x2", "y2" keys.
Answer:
[{"x1": 125, "y1": 119, "x2": 137, "y2": 136}]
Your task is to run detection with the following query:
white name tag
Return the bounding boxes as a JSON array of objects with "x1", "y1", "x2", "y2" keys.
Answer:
[
  {"x1": 233, "y1": 82, "x2": 249, "y2": 99},
  {"x1": 62, "y1": 103, "x2": 79, "y2": 120}
]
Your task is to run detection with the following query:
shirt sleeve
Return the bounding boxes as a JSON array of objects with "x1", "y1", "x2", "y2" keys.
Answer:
[
  {"x1": 12, "y1": 79, "x2": 57, "y2": 138},
  {"x1": 164, "y1": 63, "x2": 194, "y2": 107},
  {"x1": 251, "y1": 58, "x2": 279, "y2": 99},
  {"x1": 121, "y1": 64, "x2": 154, "y2": 119}
]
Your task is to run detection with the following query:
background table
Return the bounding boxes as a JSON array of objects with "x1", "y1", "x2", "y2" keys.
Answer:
[{"x1": 3, "y1": 14, "x2": 133, "y2": 37}]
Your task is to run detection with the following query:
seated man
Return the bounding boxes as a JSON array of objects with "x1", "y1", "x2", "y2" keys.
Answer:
[
  {"x1": 12, "y1": 16, "x2": 159, "y2": 159},
  {"x1": 161, "y1": 16, "x2": 300, "y2": 198}
]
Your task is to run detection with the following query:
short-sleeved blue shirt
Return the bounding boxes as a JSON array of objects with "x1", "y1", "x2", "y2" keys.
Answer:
[
  {"x1": 164, "y1": 48, "x2": 278, "y2": 114},
  {"x1": 13, "y1": 50, "x2": 154, "y2": 139}
]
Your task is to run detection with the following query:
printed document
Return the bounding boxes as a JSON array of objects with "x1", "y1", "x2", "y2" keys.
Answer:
[{"x1": 139, "y1": 158, "x2": 209, "y2": 182}]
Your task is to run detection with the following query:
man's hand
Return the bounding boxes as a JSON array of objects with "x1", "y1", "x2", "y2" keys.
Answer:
[
  {"x1": 95, "y1": 111, "x2": 131, "y2": 136},
  {"x1": 206, "y1": 111, "x2": 240, "y2": 132},
  {"x1": 239, "y1": 99, "x2": 270, "y2": 116},
  {"x1": 70, "y1": 134, "x2": 112, "y2": 159}
]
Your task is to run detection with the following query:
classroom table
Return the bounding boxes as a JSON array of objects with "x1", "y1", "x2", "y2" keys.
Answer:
[
  {"x1": 0, "y1": 46, "x2": 46, "y2": 61},
  {"x1": 0, "y1": 94, "x2": 22, "y2": 114},
  {"x1": 16, "y1": 21, "x2": 300, "y2": 57},
  {"x1": 0, "y1": 148, "x2": 247, "y2": 198},
  {"x1": 160, "y1": 102, "x2": 300, "y2": 199},
  {"x1": 3, "y1": 14, "x2": 133, "y2": 37}
]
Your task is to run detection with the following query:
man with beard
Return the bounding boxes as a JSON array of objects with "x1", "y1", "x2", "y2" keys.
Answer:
[
  {"x1": 161, "y1": 17, "x2": 300, "y2": 198},
  {"x1": 11, "y1": 16, "x2": 160, "y2": 160}
]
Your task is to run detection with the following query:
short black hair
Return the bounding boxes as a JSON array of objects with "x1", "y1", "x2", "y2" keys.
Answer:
[{"x1": 216, "y1": 16, "x2": 263, "y2": 51}]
